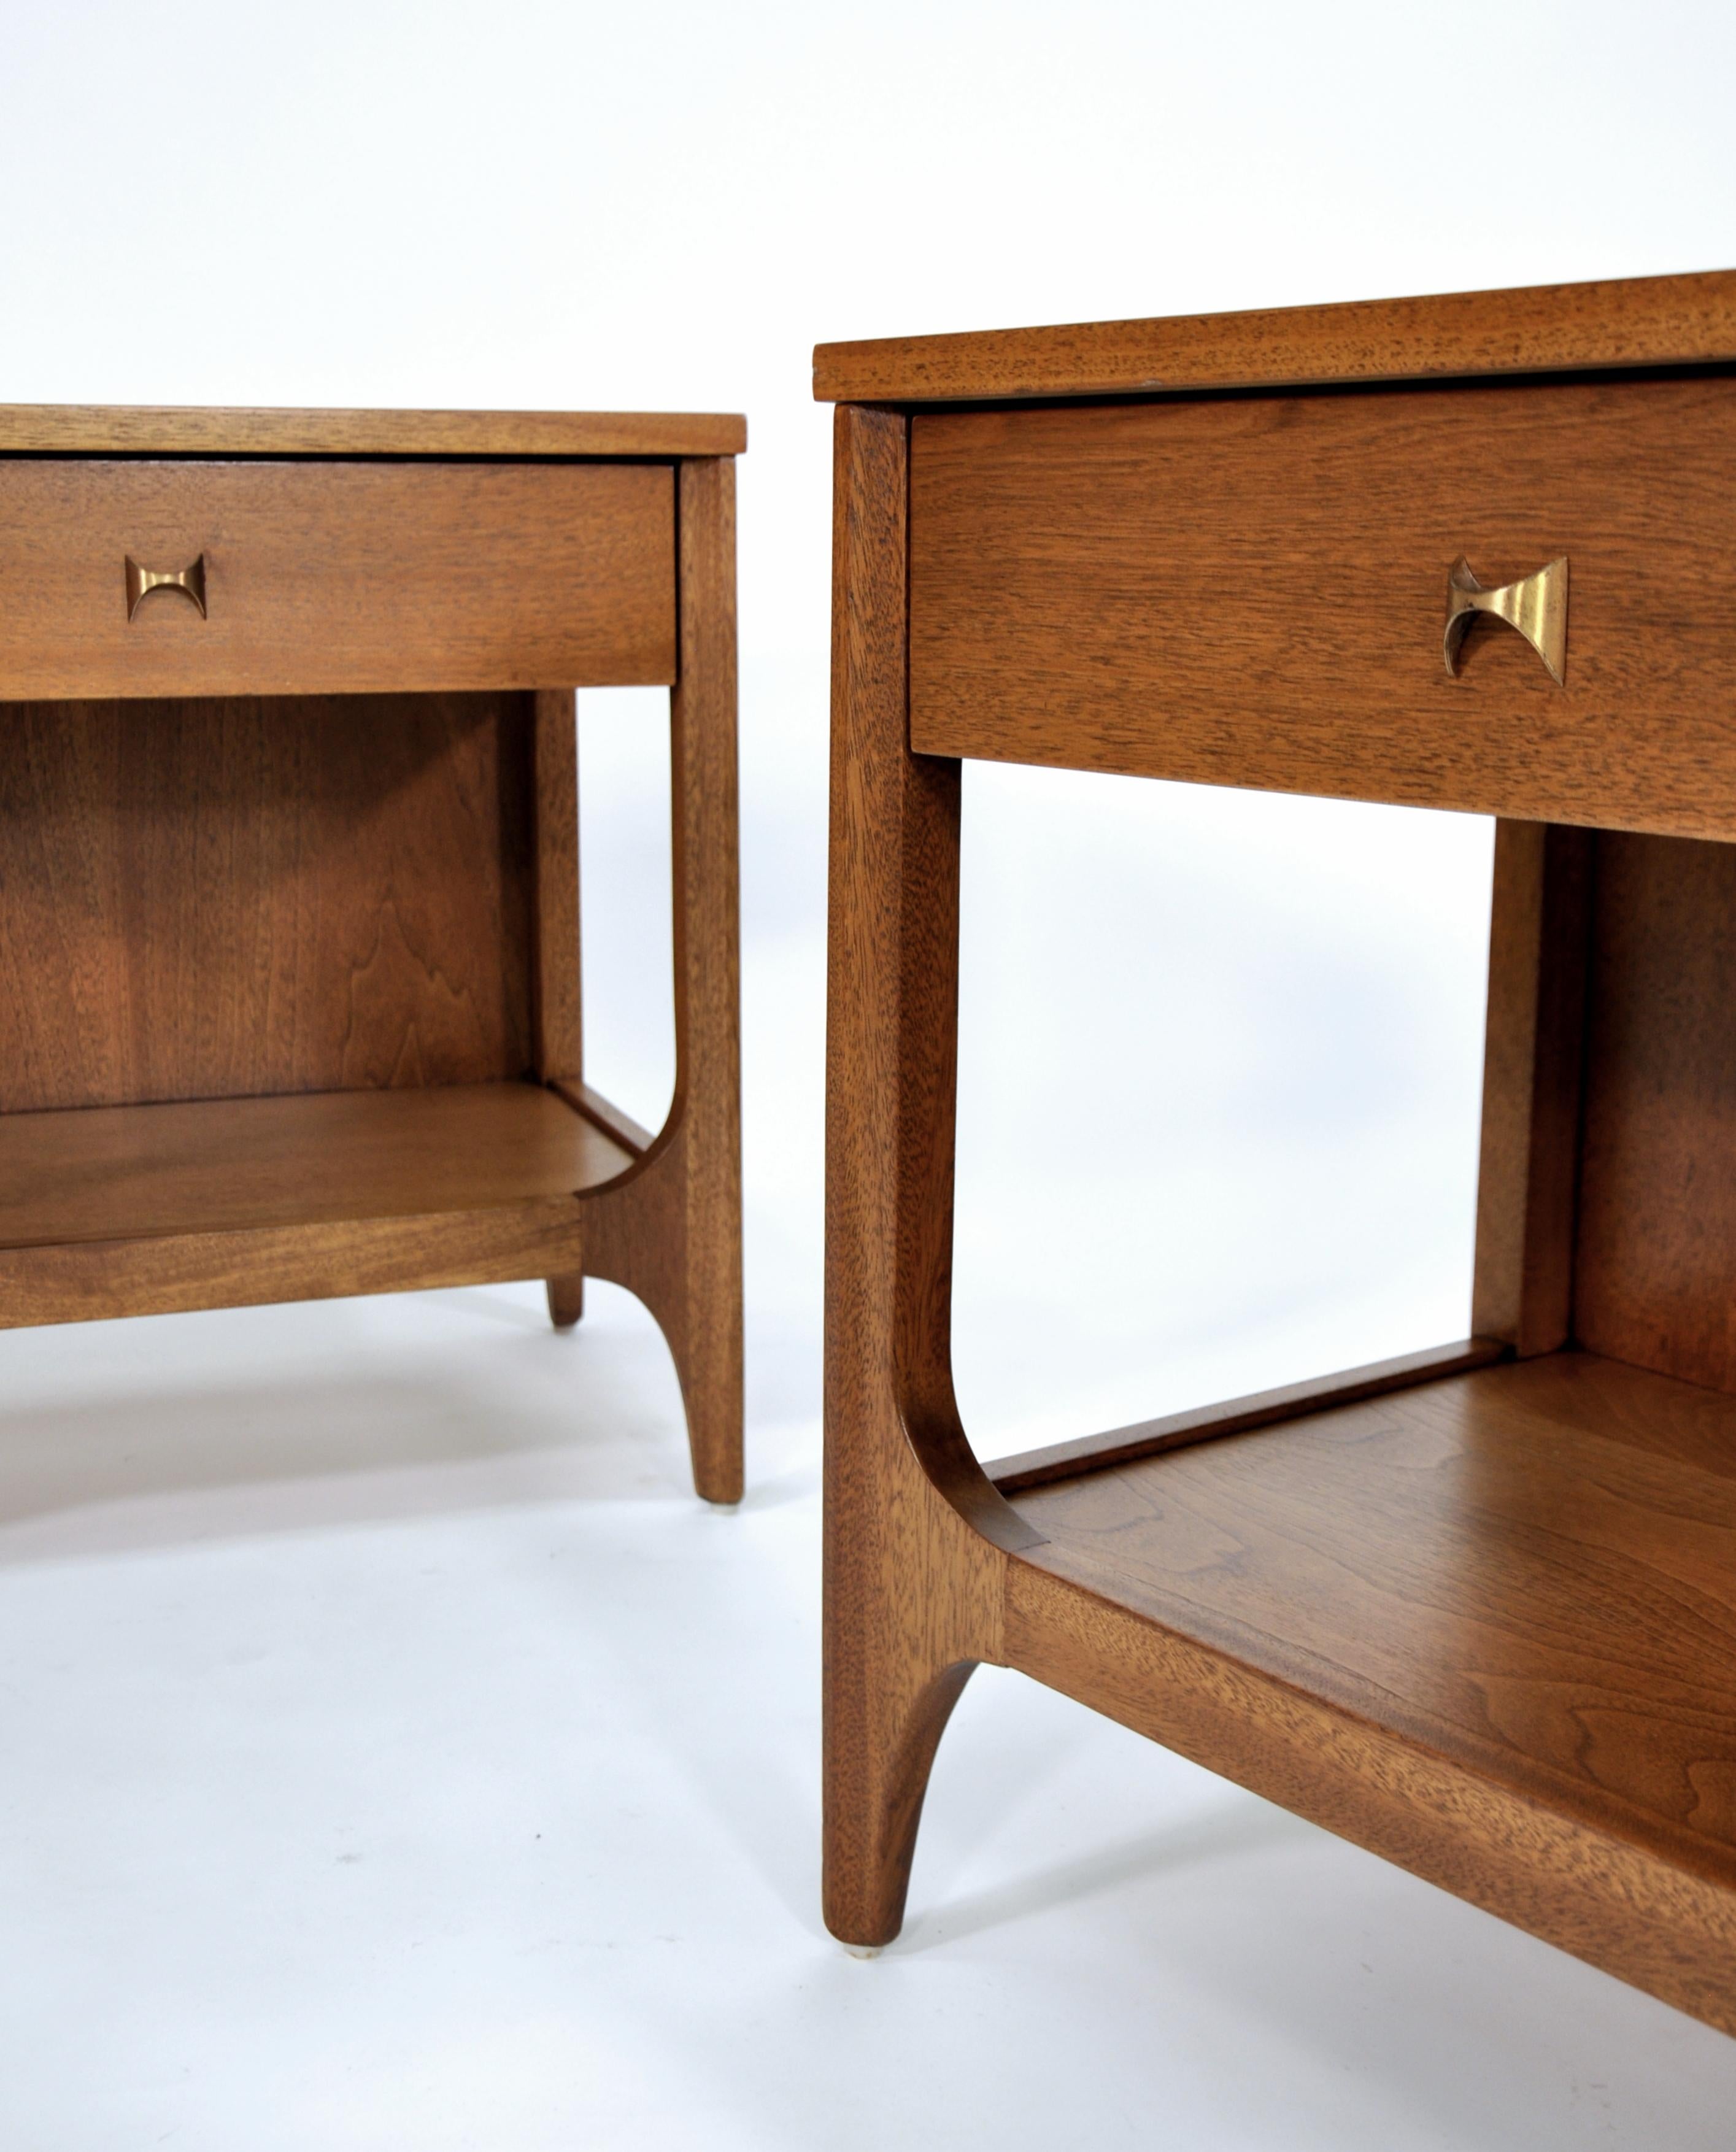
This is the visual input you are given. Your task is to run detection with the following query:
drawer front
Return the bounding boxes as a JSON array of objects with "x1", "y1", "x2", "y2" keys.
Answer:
[
  {"x1": 910, "y1": 376, "x2": 1736, "y2": 838},
  {"x1": 0, "y1": 459, "x2": 676, "y2": 698}
]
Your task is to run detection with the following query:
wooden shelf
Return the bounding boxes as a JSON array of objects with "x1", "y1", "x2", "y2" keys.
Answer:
[
  {"x1": 1008, "y1": 1349, "x2": 1736, "y2": 2018},
  {"x1": 0, "y1": 1081, "x2": 636, "y2": 1327}
]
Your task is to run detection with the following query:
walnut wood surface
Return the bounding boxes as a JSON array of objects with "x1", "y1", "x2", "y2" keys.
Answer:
[
  {"x1": 1575, "y1": 833, "x2": 1736, "y2": 1390},
  {"x1": 532, "y1": 687, "x2": 586, "y2": 1330},
  {"x1": 908, "y1": 376, "x2": 1736, "y2": 838},
  {"x1": 1472, "y1": 822, "x2": 1592, "y2": 1355},
  {"x1": 531, "y1": 688, "x2": 583, "y2": 1086},
  {"x1": 986, "y1": 1338, "x2": 1505, "y2": 1494},
  {"x1": 0, "y1": 1081, "x2": 627, "y2": 1327},
  {"x1": 1009, "y1": 1349, "x2": 1736, "y2": 2029},
  {"x1": 0, "y1": 404, "x2": 746, "y2": 459},
  {"x1": 0, "y1": 1206, "x2": 592, "y2": 1330},
  {"x1": 814, "y1": 268, "x2": 1736, "y2": 404},
  {"x1": 0, "y1": 1079, "x2": 625, "y2": 1248},
  {"x1": 825, "y1": 272, "x2": 1736, "y2": 2024},
  {"x1": 0, "y1": 460, "x2": 675, "y2": 699},
  {"x1": 581, "y1": 458, "x2": 745, "y2": 1505},
  {"x1": 823, "y1": 406, "x2": 1043, "y2": 1951},
  {"x1": 1005, "y1": 1516, "x2": 1736, "y2": 2039},
  {"x1": 0, "y1": 422, "x2": 743, "y2": 1502},
  {"x1": 0, "y1": 693, "x2": 533, "y2": 1114},
  {"x1": 557, "y1": 1081, "x2": 652, "y2": 1159}
]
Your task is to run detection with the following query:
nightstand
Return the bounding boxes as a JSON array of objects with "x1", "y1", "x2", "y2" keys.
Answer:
[
  {"x1": 817, "y1": 272, "x2": 1736, "y2": 2026},
  {"x1": 0, "y1": 403, "x2": 743, "y2": 1503}
]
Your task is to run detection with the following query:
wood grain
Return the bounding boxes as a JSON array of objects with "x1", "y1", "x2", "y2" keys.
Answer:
[
  {"x1": 0, "y1": 460, "x2": 675, "y2": 699},
  {"x1": 1010, "y1": 1348, "x2": 1736, "y2": 2035},
  {"x1": 1472, "y1": 822, "x2": 1593, "y2": 1354},
  {"x1": 908, "y1": 377, "x2": 1736, "y2": 838},
  {"x1": 986, "y1": 1338, "x2": 1505, "y2": 1494},
  {"x1": 0, "y1": 404, "x2": 746, "y2": 459},
  {"x1": 0, "y1": 1206, "x2": 592, "y2": 1331},
  {"x1": 531, "y1": 688, "x2": 582, "y2": 1084},
  {"x1": 0, "y1": 692, "x2": 533, "y2": 1114},
  {"x1": 581, "y1": 459, "x2": 745, "y2": 1505},
  {"x1": 1575, "y1": 832, "x2": 1736, "y2": 1390},
  {"x1": 814, "y1": 267, "x2": 1736, "y2": 404},
  {"x1": 825, "y1": 271, "x2": 1736, "y2": 2021},
  {"x1": 0, "y1": 416, "x2": 744, "y2": 1505},
  {"x1": 0, "y1": 1080, "x2": 630, "y2": 1327},
  {"x1": 0, "y1": 1079, "x2": 627, "y2": 1249},
  {"x1": 822, "y1": 405, "x2": 1041, "y2": 1951},
  {"x1": 1007, "y1": 1516, "x2": 1736, "y2": 2038},
  {"x1": 557, "y1": 1080, "x2": 652, "y2": 1160},
  {"x1": 533, "y1": 685, "x2": 586, "y2": 1330}
]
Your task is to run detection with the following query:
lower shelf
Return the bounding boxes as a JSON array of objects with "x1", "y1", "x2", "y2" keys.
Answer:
[
  {"x1": 0, "y1": 1080, "x2": 637, "y2": 1325},
  {"x1": 1008, "y1": 1348, "x2": 1736, "y2": 2026}
]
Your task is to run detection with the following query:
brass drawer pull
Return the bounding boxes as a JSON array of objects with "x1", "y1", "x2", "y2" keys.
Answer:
[
  {"x1": 125, "y1": 553, "x2": 207, "y2": 620},
  {"x1": 1443, "y1": 554, "x2": 1567, "y2": 685}
]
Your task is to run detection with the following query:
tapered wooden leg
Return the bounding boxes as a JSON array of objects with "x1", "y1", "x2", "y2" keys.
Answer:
[
  {"x1": 824, "y1": 406, "x2": 1043, "y2": 1943},
  {"x1": 581, "y1": 458, "x2": 743, "y2": 1505},
  {"x1": 827, "y1": 1649, "x2": 978, "y2": 1948},
  {"x1": 582, "y1": 1096, "x2": 741, "y2": 1503},
  {"x1": 546, "y1": 1273, "x2": 584, "y2": 1329}
]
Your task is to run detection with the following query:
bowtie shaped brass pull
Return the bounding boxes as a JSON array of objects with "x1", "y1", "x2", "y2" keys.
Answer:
[
  {"x1": 1443, "y1": 555, "x2": 1567, "y2": 685},
  {"x1": 125, "y1": 553, "x2": 208, "y2": 620}
]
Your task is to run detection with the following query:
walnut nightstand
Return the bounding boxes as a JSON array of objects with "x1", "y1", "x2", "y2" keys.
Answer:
[
  {"x1": 818, "y1": 271, "x2": 1736, "y2": 2027},
  {"x1": 0, "y1": 403, "x2": 743, "y2": 1503}
]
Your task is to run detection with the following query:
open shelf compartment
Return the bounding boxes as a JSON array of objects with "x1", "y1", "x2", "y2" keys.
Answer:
[{"x1": 965, "y1": 820, "x2": 1736, "y2": 2026}]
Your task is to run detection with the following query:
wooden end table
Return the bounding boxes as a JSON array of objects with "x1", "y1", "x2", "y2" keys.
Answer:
[
  {"x1": 817, "y1": 271, "x2": 1736, "y2": 2028},
  {"x1": 0, "y1": 403, "x2": 744, "y2": 1503}
]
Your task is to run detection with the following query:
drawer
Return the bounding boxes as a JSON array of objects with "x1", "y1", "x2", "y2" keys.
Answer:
[
  {"x1": 0, "y1": 458, "x2": 676, "y2": 698},
  {"x1": 910, "y1": 375, "x2": 1736, "y2": 838}
]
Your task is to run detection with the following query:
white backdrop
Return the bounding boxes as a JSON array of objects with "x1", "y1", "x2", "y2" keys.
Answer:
[{"x1": 4, "y1": 7, "x2": 1736, "y2": 2143}]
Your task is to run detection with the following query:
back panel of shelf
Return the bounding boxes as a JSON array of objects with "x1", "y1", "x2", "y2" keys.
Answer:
[{"x1": 0, "y1": 690, "x2": 537, "y2": 1113}]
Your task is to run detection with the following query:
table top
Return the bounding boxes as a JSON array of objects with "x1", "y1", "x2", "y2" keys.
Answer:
[
  {"x1": 0, "y1": 405, "x2": 746, "y2": 459},
  {"x1": 814, "y1": 268, "x2": 1736, "y2": 406}
]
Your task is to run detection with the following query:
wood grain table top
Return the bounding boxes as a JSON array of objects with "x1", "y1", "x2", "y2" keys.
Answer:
[
  {"x1": 815, "y1": 268, "x2": 1736, "y2": 404},
  {"x1": 0, "y1": 405, "x2": 746, "y2": 459}
]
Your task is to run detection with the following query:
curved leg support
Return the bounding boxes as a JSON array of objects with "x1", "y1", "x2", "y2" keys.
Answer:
[
  {"x1": 582, "y1": 1102, "x2": 742, "y2": 1505},
  {"x1": 577, "y1": 455, "x2": 743, "y2": 1505}
]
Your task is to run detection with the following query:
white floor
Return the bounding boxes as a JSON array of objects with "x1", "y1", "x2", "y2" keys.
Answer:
[{"x1": 3, "y1": 1281, "x2": 1734, "y2": 2150}]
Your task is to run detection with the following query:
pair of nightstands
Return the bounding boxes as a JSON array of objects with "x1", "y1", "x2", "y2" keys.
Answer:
[{"x1": 10, "y1": 265, "x2": 1736, "y2": 2042}]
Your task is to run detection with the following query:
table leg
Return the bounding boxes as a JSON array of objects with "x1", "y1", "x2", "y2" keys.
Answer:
[
  {"x1": 582, "y1": 457, "x2": 744, "y2": 1505},
  {"x1": 824, "y1": 406, "x2": 1042, "y2": 1945}
]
